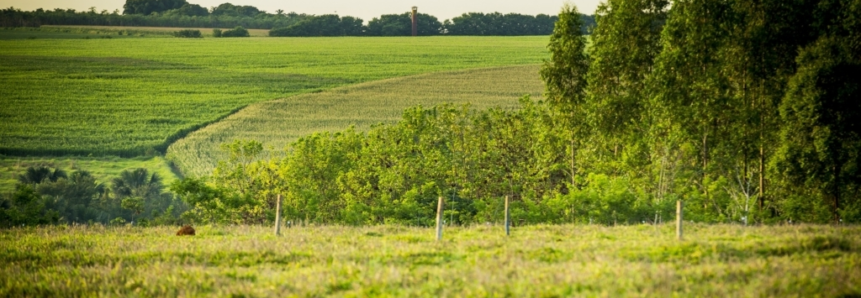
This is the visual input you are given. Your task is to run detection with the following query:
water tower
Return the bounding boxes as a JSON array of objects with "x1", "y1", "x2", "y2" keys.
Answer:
[{"x1": 411, "y1": 6, "x2": 418, "y2": 36}]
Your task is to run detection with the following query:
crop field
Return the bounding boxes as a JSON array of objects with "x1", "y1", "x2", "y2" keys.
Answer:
[
  {"x1": 0, "y1": 36, "x2": 548, "y2": 157},
  {"x1": 42, "y1": 25, "x2": 272, "y2": 37},
  {"x1": 0, "y1": 224, "x2": 858, "y2": 297},
  {"x1": 0, "y1": 155, "x2": 178, "y2": 193},
  {"x1": 0, "y1": 26, "x2": 174, "y2": 40},
  {"x1": 169, "y1": 65, "x2": 544, "y2": 176}
]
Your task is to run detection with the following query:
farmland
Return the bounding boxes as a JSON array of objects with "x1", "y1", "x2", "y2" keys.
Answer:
[
  {"x1": 1, "y1": 224, "x2": 859, "y2": 297},
  {"x1": 0, "y1": 36, "x2": 548, "y2": 157},
  {"x1": 168, "y1": 65, "x2": 544, "y2": 177}
]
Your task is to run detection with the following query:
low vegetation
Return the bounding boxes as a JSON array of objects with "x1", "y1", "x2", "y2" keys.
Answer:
[
  {"x1": 0, "y1": 166, "x2": 182, "y2": 227},
  {"x1": 0, "y1": 156, "x2": 178, "y2": 194},
  {"x1": 0, "y1": 224, "x2": 858, "y2": 296},
  {"x1": 172, "y1": 29, "x2": 201, "y2": 38}
]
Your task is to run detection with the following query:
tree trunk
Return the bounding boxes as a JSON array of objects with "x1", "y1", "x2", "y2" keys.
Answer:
[{"x1": 833, "y1": 164, "x2": 841, "y2": 224}]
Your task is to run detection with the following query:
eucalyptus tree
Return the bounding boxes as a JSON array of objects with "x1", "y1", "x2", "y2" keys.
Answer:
[
  {"x1": 539, "y1": 3, "x2": 590, "y2": 187},
  {"x1": 773, "y1": 0, "x2": 861, "y2": 224},
  {"x1": 584, "y1": 0, "x2": 669, "y2": 211},
  {"x1": 648, "y1": 0, "x2": 736, "y2": 220}
]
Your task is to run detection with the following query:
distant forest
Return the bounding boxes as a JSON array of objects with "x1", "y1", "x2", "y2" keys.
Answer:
[{"x1": 0, "y1": 1, "x2": 597, "y2": 36}]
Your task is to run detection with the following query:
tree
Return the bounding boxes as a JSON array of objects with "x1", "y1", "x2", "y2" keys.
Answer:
[
  {"x1": 17, "y1": 166, "x2": 67, "y2": 187},
  {"x1": 269, "y1": 15, "x2": 363, "y2": 36},
  {"x1": 111, "y1": 168, "x2": 173, "y2": 220},
  {"x1": 211, "y1": 3, "x2": 260, "y2": 17},
  {"x1": 647, "y1": 0, "x2": 736, "y2": 220},
  {"x1": 37, "y1": 171, "x2": 105, "y2": 223},
  {"x1": 365, "y1": 13, "x2": 442, "y2": 36},
  {"x1": 0, "y1": 185, "x2": 59, "y2": 227},
  {"x1": 122, "y1": 0, "x2": 188, "y2": 15},
  {"x1": 221, "y1": 26, "x2": 250, "y2": 37},
  {"x1": 539, "y1": 3, "x2": 590, "y2": 186},
  {"x1": 775, "y1": 35, "x2": 861, "y2": 224},
  {"x1": 173, "y1": 3, "x2": 208, "y2": 17}
]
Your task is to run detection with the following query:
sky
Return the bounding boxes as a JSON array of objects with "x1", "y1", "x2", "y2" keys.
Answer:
[{"x1": 1, "y1": 0, "x2": 603, "y2": 22}]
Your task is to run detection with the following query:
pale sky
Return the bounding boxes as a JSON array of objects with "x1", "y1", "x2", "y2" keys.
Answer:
[{"x1": 0, "y1": 0, "x2": 603, "y2": 22}]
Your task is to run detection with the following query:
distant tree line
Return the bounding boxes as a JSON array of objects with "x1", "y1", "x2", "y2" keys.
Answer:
[
  {"x1": 0, "y1": 166, "x2": 185, "y2": 227},
  {"x1": 1, "y1": 3, "x2": 596, "y2": 36}
]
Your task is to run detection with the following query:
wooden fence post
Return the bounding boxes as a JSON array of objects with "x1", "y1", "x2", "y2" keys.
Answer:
[
  {"x1": 676, "y1": 200, "x2": 683, "y2": 241},
  {"x1": 505, "y1": 196, "x2": 510, "y2": 236},
  {"x1": 436, "y1": 196, "x2": 444, "y2": 241},
  {"x1": 274, "y1": 194, "x2": 282, "y2": 236}
]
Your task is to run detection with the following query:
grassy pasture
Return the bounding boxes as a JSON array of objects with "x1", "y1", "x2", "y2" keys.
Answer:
[
  {"x1": 169, "y1": 65, "x2": 545, "y2": 177},
  {"x1": 0, "y1": 155, "x2": 179, "y2": 193},
  {"x1": 1, "y1": 224, "x2": 858, "y2": 297},
  {"x1": 0, "y1": 36, "x2": 548, "y2": 157}
]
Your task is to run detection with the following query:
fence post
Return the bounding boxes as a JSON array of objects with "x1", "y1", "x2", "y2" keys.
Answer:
[
  {"x1": 274, "y1": 194, "x2": 282, "y2": 236},
  {"x1": 676, "y1": 200, "x2": 683, "y2": 241},
  {"x1": 505, "y1": 196, "x2": 510, "y2": 236},
  {"x1": 436, "y1": 196, "x2": 444, "y2": 241}
]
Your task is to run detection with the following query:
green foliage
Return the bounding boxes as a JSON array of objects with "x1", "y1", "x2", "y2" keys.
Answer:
[
  {"x1": 211, "y1": 28, "x2": 221, "y2": 37},
  {"x1": 220, "y1": 26, "x2": 249, "y2": 37},
  {"x1": 775, "y1": 36, "x2": 861, "y2": 224},
  {"x1": 2, "y1": 165, "x2": 182, "y2": 225},
  {"x1": 269, "y1": 15, "x2": 363, "y2": 37},
  {"x1": 540, "y1": 3, "x2": 589, "y2": 113},
  {"x1": 365, "y1": 13, "x2": 442, "y2": 36},
  {"x1": 181, "y1": 100, "x2": 659, "y2": 225},
  {"x1": 210, "y1": 3, "x2": 260, "y2": 17},
  {"x1": 0, "y1": 184, "x2": 59, "y2": 227},
  {"x1": 172, "y1": 29, "x2": 201, "y2": 38},
  {"x1": 122, "y1": 0, "x2": 188, "y2": 16},
  {"x1": 444, "y1": 12, "x2": 594, "y2": 36}
]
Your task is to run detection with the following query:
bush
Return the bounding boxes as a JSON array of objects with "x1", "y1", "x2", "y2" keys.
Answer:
[
  {"x1": 173, "y1": 29, "x2": 202, "y2": 38},
  {"x1": 221, "y1": 26, "x2": 249, "y2": 37},
  {"x1": 212, "y1": 28, "x2": 222, "y2": 37}
]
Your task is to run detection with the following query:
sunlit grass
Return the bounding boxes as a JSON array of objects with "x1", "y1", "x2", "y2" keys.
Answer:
[{"x1": 0, "y1": 224, "x2": 858, "y2": 297}]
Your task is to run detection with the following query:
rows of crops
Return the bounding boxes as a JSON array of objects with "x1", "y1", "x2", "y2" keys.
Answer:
[
  {"x1": 168, "y1": 65, "x2": 545, "y2": 176},
  {"x1": 1, "y1": 224, "x2": 858, "y2": 296},
  {"x1": 0, "y1": 36, "x2": 548, "y2": 158}
]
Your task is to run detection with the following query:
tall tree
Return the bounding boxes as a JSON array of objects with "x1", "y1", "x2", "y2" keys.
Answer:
[
  {"x1": 539, "y1": 3, "x2": 590, "y2": 187},
  {"x1": 648, "y1": 0, "x2": 735, "y2": 219},
  {"x1": 775, "y1": 0, "x2": 861, "y2": 223},
  {"x1": 584, "y1": 0, "x2": 668, "y2": 208}
]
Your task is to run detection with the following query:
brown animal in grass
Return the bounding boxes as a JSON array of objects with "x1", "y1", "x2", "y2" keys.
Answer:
[{"x1": 176, "y1": 225, "x2": 195, "y2": 236}]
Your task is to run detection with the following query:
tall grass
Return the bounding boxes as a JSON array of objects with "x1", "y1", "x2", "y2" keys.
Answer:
[{"x1": 1, "y1": 224, "x2": 858, "y2": 296}]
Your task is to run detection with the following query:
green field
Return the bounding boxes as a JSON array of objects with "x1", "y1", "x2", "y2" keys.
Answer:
[
  {"x1": 169, "y1": 65, "x2": 545, "y2": 177},
  {"x1": 0, "y1": 36, "x2": 548, "y2": 157},
  {"x1": 1, "y1": 224, "x2": 858, "y2": 296}
]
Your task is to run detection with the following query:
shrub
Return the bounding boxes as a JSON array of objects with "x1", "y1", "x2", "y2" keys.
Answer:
[
  {"x1": 221, "y1": 26, "x2": 249, "y2": 37},
  {"x1": 212, "y1": 28, "x2": 222, "y2": 37},
  {"x1": 173, "y1": 29, "x2": 202, "y2": 38}
]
